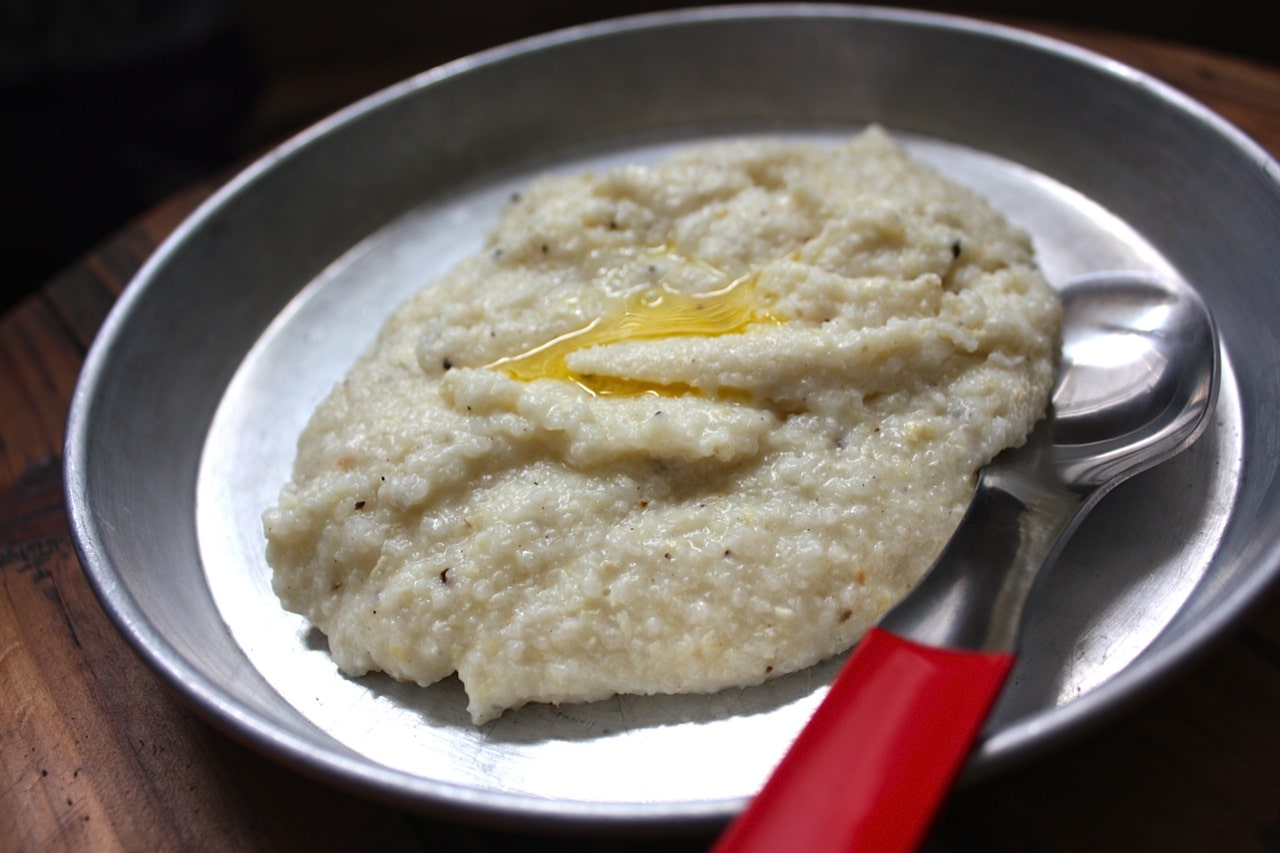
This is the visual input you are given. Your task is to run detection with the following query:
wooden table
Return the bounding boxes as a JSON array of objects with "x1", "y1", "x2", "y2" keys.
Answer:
[{"x1": 4, "y1": 20, "x2": 1280, "y2": 852}]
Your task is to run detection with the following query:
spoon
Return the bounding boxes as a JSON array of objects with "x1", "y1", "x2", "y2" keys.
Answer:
[{"x1": 713, "y1": 270, "x2": 1220, "y2": 853}]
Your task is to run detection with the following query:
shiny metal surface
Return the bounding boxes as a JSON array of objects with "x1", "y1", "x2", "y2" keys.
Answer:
[
  {"x1": 1052, "y1": 273, "x2": 1219, "y2": 489},
  {"x1": 64, "y1": 5, "x2": 1279, "y2": 830},
  {"x1": 881, "y1": 272, "x2": 1219, "y2": 651}
]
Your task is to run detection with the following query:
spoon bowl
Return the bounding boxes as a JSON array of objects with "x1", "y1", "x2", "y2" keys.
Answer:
[{"x1": 1052, "y1": 271, "x2": 1219, "y2": 490}]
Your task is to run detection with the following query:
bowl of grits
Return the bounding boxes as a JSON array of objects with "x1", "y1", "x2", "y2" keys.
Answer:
[{"x1": 67, "y1": 5, "x2": 1274, "y2": 829}]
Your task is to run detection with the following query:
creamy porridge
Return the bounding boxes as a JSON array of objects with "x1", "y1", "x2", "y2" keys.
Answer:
[{"x1": 263, "y1": 127, "x2": 1061, "y2": 723}]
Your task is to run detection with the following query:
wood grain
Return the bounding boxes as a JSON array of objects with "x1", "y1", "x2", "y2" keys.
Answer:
[{"x1": 3, "y1": 20, "x2": 1279, "y2": 853}]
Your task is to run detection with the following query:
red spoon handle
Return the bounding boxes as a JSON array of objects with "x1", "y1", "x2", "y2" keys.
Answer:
[{"x1": 714, "y1": 628, "x2": 1015, "y2": 853}]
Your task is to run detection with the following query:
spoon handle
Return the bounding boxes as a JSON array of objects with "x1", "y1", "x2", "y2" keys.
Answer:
[
  {"x1": 715, "y1": 444, "x2": 1086, "y2": 853},
  {"x1": 712, "y1": 629, "x2": 1013, "y2": 853}
]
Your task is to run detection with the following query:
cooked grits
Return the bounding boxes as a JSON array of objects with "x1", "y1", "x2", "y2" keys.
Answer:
[{"x1": 263, "y1": 127, "x2": 1061, "y2": 724}]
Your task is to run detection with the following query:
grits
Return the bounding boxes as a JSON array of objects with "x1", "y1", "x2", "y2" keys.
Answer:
[{"x1": 263, "y1": 128, "x2": 1061, "y2": 724}]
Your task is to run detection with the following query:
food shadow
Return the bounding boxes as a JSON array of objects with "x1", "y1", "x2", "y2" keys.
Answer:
[{"x1": 353, "y1": 645, "x2": 846, "y2": 745}]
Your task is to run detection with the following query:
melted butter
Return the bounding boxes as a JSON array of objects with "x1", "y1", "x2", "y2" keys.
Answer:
[{"x1": 487, "y1": 270, "x2": 781, "y2": 397}]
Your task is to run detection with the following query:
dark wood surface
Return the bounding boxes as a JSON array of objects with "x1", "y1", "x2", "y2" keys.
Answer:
[{"x1": 4, "y1": 20, "x2": 1280, "y2": 852}]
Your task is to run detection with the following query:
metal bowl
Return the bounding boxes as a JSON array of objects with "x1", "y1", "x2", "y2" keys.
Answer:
[{"x1": 65, "y1": 4, "x2": 1280, "y2": 831}]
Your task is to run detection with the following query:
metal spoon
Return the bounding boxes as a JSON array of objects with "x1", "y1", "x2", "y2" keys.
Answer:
[{"x1": 714, "y1": 271, "x2": 1220, "y2": 853}]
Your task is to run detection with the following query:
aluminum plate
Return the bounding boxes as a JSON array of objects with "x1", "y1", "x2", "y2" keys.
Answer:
[{"x1": 66, "y1": 5, "x2": 1279, "y2": 830}]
